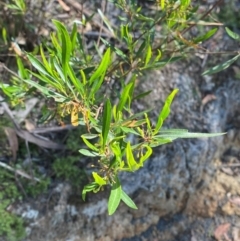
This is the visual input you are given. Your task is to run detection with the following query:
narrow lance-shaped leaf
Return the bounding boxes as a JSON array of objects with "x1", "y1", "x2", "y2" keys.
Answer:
[
  {"x1": 40, "y1": 45, "x2": 53, "y2": 75},
  {"x1": 155, "y1": 131, "x2": 226, "y2": 140},
  {"x1": 126, "y1": 142, "x2": 140, "y2": 171},
  {"x1": 133, "y1": 90, "x2": 152, "y2": 101},
  {"x1": 92, "y1": 172, "x2": 106, "y2": 186},
  {"x1": 101, "y1": 38, "x2": 127, "y2": 61},
  {"x1": 160, "y1": 0, "x2": 165, "y2": 9},
  {"x1": 16, "y1": 56, "x2": 28, "y2": 79},
  {"x1": 27, "y1": 53, "x2": 51, "y2": 77},
  {"x1": 89, "y1": 48, "x2": 111, "y2": 85},
  {"x1": 145, "y1": 113, "x2": 152, "y2": 133},
  {"x1": 30, "y1": 71, "x2": 62, "y2": 91},
  {"x1": 193, "y1": 28, "x2": 218, "y2": 43},
  {"x1": 89, "y1": 71, "x2": 106, "y2": 99},
  {"x1": 80, "y1": 69, "x2": 87, "y2": 86},
  {"x1": 102, "y1": 99, "x2": 112, "y2": 148},
  {"x1": 79, "y1": 149, "x2": 99, "y2": 157},
  {"x1": 108, "y1": 177, "x2": 122, "y2": 215},
  {"x1": 154, "y1": 89, "x2": 179, "y2": 134},
  {"x1": 117, "y1": 81, "x2": 134, "y2": 114},
  {"x1": 121, "y1": 190, "x2": 138, "y2": 210},
  {"x1": 67, "y1": 64, "x2": 85, "y2": 97},
  {"x1": 202, "y1": 55, "x2": 240, "y2": 76},
  {"x1": 225, "y1": 27, "x2": 240, "y2": 40},
  {"x1": 81, "y1": 136, "x2": 99, "y2": 152},
  {"x1": 82, "y1": 182, "x2": 99, "y2": 201},
  {"x1": 98, "y1": 9, "x2": 115, "y2": 37},
  {"x1": 145, "y1": 45, "x2": 152, "y2": 66},
  {"x1": 81, "y1": 133, "x2": 99, "y2": 139},
  {"x1": 139, "y1": 145, "x2": 152, "y2": 166},
  {"x1": 127, "y1": 76, "x2": 136, "y2": 110},
  {"x1": 70, "y1": 23, "x2": 78, "y2": 53},
  {"x1": 52, "y1": 20, "x2": 72, "y2": 79},
  {"x1": 22, "y1": 78, "x2": 66, "y2": 101}
]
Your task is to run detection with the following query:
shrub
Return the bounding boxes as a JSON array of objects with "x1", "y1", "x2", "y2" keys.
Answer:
[{"x1": 1, "y1": 0, "x2": 225, "y2": 216}]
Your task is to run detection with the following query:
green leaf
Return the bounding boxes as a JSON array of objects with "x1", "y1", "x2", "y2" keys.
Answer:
[
  {"x1": 2, "y1": 27, "x2": 7, "y2": 44},
  {"x1": 202, "y1": 55, "x2": 240, "y2": 75},
  {"x1": 81, "y1": 134, "x2": 99, "y2": 139},
  {"x1": 80, "y1": 69, "x2": 87, "y2": 86},
  {"x1": 160, "y1": 0, "x2": 165, "y2": 9},
  {"x1": 98, "y1": 9, "x2": 115, "y2": 37},
  {"x1": 121, "y1": 190, "x2": 138, "y2": 210},
  {"x1": 67, "y1": 64, "x2": 85, "y2": 97},
  {"x1": 108, "y1": 178, "x2": 121, "y2": 215},
  {"x1": 52, "y1": 58, "x2": 65, "y2": 85},
  {"x1": 100, "y1": 38, "x2": 127, "y2": 61},
  {"x1": 22, "y1": 78, "x2": 66, "y2": 101},
  {"x1": 135, "y1": 39, "x2": 147, "y2": 59},
  {"x1": 144, "y1": 45, "x2": 152, "y2": 66},
  {"x1": 120, "y1": 127, "x2": 140, "y2": 135},
  {"x1": 110, "y1": 142, "x2": 122, "y2": 158},
  {"x1": 225, "y1": 27, "x2": 240, "y2": 40},
  {"x1": 89, "y1": 48, "x2": 111, "y2": 85},
  {"x1": 135, "y1": 14, "x2": 154, "y2": 22},
  {"x1": 82, "y1": 137, "x2": 99, "y2": 152},
  {"x1": 40, "y1": 45, "x2": 53, "y2": 75},
  {"x1": 92, "y1": 172, "x2": 106, "y2": 185},
  {"x1": 126, "y1": 142, "x2": 139, "y2": 171},
  {"x1": 193, "y1": 28, "x2": 218, "y2": 43},
  {"x1": 79, "y1": 149, "x2": 99, "y2": 157},
  {"x1": 144, "y1": 113, "x2": 152, "y2": 132},
  {"x1": 160, "y1": 128, "x2": 188, "y2": 133},
  {"x1": 70, "y1": 23, "x2": 78, "y2": 53},
  {"x1": 141, "y1": 56, "x2": 182, "y2": 70},
  {"x1": 149, "y1": 138, "x2": 172, "y2": 147},
  {"x1": 89, "y1": 71, "x2": 106, "y2": 99},
  {"x1": 117, "y1": 81, "x2": 134, "y2": 113},
  {"x1": 16, "y1": 56, "x2": 28, "y2": 79},
  {"x1": 30, "y1": 71, "x2": 62, "y2": 91},
  {"x1": 102, "y1": 99, "x2": 112, "y2": 147},
  {"x1": 155, "y1": 131, "x2": 226, "y2": 140},
  {"x1": 27, "y1": 53, "x2": 50, "y2": 77},
  {"x1": 180, "y1": 0, "x2": 191, "y2": 8},
  {"x1": 154, "y1": 89, "x2": 179, "y2": 134},
  {"x1": 82, "y1": 182, "x2": 99, "y2": 201},
  {"x1": 139, "y1": 145, "x2": 152, "y2": 166},
  {"x1": 52, "y1": 20, "x2": 72, "y2": 79}
]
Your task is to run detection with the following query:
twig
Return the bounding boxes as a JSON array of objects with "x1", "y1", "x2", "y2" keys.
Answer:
[
  {"x1": 64, "y1": 0, "x2": 115, "y2": 38},
  {"x1": 181, "y1": 0, "x2": 224, "y2": 35},
  {"x1": 0, "y1": 161, "x2": 40, "y2": 182},
  {"x1": 221, "y1": 163, "x2": 240, "y2": 167},
  {"x1": 0, "y1": 94, "x2": 65, "y2": 149},
  {"x1": 31, "y1": 124, "x2": 76, "y2": 134}
]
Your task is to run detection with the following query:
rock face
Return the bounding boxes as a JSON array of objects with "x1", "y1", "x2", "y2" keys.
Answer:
[{"x1": 13, "y1": 61, "x2": 240, "y2": 241}]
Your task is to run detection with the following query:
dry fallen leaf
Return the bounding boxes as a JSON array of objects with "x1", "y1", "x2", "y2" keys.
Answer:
[
  {"x1": 13, "y1": 97, "x2": 38, "y2": 123},
  {"x1": 202, "y1": 94, "x2": 216, "y2": 106},
  {"x1": 57, "y1": 0, "x2": 70, "y2": 11},
  {"x1": 191, "y1": 235, "x2": 198, "y2": 241},
  {"x1": 229, "y1": 197, "x2": 240, "y2": 207},
  {"x1": 214, "y1": 223, "x2": 231, "y2": 241},
  {"x1": 4, "y1": 127, "x2": 18, "y2": 161},
  {"x1": 221, "y1": 167, "x2": 234, "y2": 176},
  {"x1": 1, "y1": 95, "x2": 64, "y2": 150},
  {"x1": 232, "y1": 227, "x2": 240, "y2": 241},
  {"x1": 25, "y1": 119, "x2": 36, "y2": 131}
]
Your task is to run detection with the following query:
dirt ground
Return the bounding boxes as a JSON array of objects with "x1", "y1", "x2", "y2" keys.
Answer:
[{"x1": 1, "y1": 0, "x2": 240, "y2": 241}]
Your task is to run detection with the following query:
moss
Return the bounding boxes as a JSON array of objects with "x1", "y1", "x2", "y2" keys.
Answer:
[
  {"x1": 51, "y1": 127, "x2": 88, "y2": 189},
  {"x1": 53, "y1": 156, "x2": 87, "y2": 189},
  {"x1": 0, "y1": 169, "x2": 26, "y2": 241}
]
